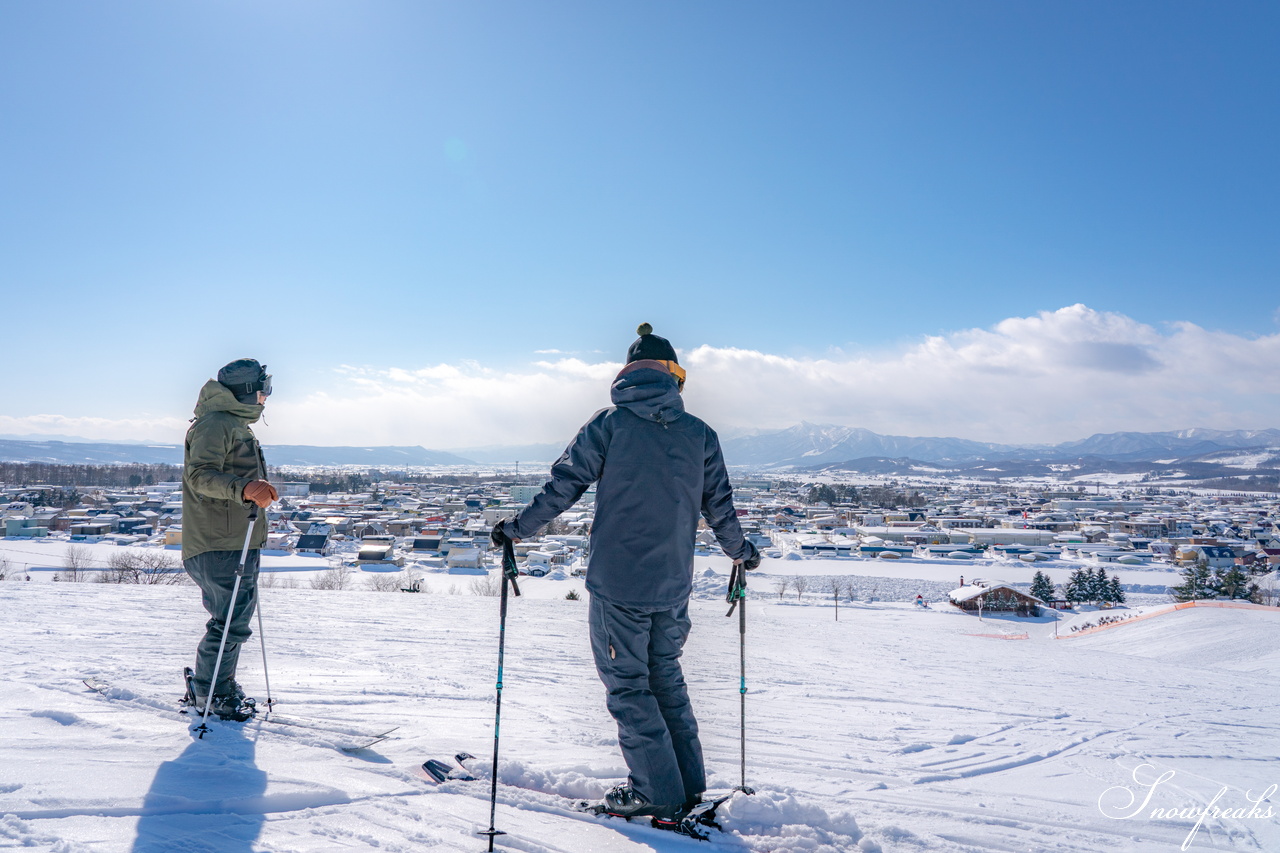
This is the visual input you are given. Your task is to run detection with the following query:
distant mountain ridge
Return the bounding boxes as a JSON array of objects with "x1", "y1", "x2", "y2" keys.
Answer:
[
  {"x1": 719, "y1": 423, "x2": 1280, "y2": 468},
  {"x1": 3, "y1": 425, "x2": 1279, "y2": 474},
  {"x1": 0, "y1": 439, "x2": 475, "y2": 468}
]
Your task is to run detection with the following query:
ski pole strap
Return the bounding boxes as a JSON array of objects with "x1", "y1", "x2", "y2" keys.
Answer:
[
  {"x1": 725, "y1": 562, "x2": 747, "y2": 617},
  {"x1": 501, "y1": 538, "x2": 522, "y2": 597}
]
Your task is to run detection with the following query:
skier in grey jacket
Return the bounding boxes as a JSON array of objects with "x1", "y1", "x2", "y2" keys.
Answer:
[{"x1": 493, "y1": 324, "x2": 759, "y2": 822}]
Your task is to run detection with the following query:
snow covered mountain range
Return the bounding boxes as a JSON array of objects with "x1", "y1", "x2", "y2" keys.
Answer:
[
  {"x1": 718, "y1": 423, "x2": 1280, "y2": 468},
  {"x1": 2, "y1": 426, "x2": 1278, "y2": 474}
]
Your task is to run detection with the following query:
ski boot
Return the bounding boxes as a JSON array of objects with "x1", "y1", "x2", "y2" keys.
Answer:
[{"x1": 182, "y1": 667, "x2": 256, "y2": 721}]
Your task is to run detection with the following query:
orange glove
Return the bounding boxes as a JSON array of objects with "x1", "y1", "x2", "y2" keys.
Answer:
[{"x1": 243, "y1": 480, "x2": 279, "y2": 508}]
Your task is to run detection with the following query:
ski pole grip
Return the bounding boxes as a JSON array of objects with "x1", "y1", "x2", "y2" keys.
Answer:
[{"x1": 502, "y1": 539, "x2": 522, "y2": 597}]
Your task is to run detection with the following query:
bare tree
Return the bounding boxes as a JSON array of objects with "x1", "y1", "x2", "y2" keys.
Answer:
[
  {"x1": 773, "y1": 577, "x2": 790, "y2": 600},
  {"x1": 823, "y1": 576, "x2": 844, "y2": 620},
  {"x1": 100, "y1": 550, "x2": 186, "y2": 585},
  {"x1": 792, "y1": 575, "x2": 810, "y2": 601},
  {"x1": 469, "y1": 575, "x2": 500, "y2": 596},
  {"x1": 59, "y1": 545, "x2": 94, "y2": 582},
  {"x1": 1257, "y1": 572, "x2": 1279, "y2": 607},
  {"x1": 365, "y1": 572, "x2": 405, "y2": 592},
  {"x1": 0, "y1": 555, "x2": 9, "y2": 581},
  {"x1": 838, "y1": 577, "x2": 856, "y2": 602},
  {"x1": 261, "y1": 573, "x2": 298, "y2": 590},
  {"x1": 310, "y1": 565, "x2": 351, "y2": 590}
]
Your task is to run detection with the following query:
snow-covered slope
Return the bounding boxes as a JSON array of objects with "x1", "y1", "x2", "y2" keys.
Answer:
[{"x1": 2, "y1": 572, "x2": 1277, "y2": 852}]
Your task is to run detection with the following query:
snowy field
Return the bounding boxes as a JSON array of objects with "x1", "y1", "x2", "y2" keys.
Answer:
[
  {"x1": 3, "y1": 550, "x2": 1279, "y2": 853},
  {"x1": 0, "y1": 537, "x2": 1186, "y2": 607}
]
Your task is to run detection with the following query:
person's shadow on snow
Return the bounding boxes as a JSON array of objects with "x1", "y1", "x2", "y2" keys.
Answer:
[{"x1": 131, "y1": 723, "x2": 267, "y2": 853}]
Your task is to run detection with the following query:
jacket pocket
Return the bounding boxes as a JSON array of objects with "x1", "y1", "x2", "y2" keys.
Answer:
[{"x1": 218, "y1": 499, "x2": 235, "y2": 541}]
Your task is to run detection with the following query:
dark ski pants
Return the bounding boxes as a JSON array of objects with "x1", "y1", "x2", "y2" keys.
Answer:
[
  {"x1": 589, "y1": 595, "x2": 705, "y2": 808},
  {"x1": 184, "y1": 549, "x2": 260, "y2": 699}
]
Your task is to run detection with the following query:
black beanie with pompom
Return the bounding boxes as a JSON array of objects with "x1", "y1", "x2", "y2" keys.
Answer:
[{"x1": 626, "y1": 323, "x2": 678, "y2": 364}]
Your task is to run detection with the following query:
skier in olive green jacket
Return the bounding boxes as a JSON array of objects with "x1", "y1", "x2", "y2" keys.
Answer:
[{"x1": 181, "y1": 358, "x2": 278, "y2": 721}]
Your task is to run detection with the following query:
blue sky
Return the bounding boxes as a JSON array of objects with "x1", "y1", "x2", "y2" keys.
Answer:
[{"x1": 2, "y1": 2, "x2": 1278, "y2": 448}]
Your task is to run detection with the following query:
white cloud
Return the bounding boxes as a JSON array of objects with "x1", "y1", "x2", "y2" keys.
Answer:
[
  {"x1": 266, "y1": 360, "x2": 622, "y2": 448},
  {"x1": 265, "y1": 304, "x2": 1280, "y2": 448},
  {"x1": 685, "y1": 304, "x2": 1280, "y2": 444},
  {"x1": 0, "y1": 414, "x2": 189, "y2": 444},
  {"x1": 7, "y1": 305, "x2": 1280, "y2": 448}
]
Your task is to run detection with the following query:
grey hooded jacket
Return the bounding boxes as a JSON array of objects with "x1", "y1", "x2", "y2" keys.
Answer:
[{"x1": 507, "y1": 363, "x2": 750, "y2": 608}]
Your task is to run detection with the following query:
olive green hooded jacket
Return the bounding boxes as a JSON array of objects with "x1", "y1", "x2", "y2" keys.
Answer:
[{"x1": 181, "y1": 380, "x2": 269, "y2": 560}]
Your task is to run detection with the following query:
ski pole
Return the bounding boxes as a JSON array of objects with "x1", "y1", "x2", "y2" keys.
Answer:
[
  {"x1": 195, "y1": 506, "x2": 259, "y2": 739},
  {"x1": 479, "y1": 537, "x2": 521, "y2": 851},
  {"x1": 255, "y1": 589, "x2": 274, "y2": 714},
  {"x1": 725, "y1": 561, "x2": 754, "y2": 794}
]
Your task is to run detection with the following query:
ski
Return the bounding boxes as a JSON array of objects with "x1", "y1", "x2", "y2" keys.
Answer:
[
  {"x1": 573, "y1": 800, "x2": 713, "y2": 841},
  {"x1": 83, "y1": 676, "x2": 397, "y2": 753},
  {"x1": 421, "y1": 751, "x2": 737, "y2": 841},
  {"x1": 263, "y1": 716, "x2": 399, "y2": 752},
  {"x1": 575, "y1": 792, "x2": 736, "y2": 840},
  {"x1": 175, "y1": 667, "x2": 396, "y2": 748}
]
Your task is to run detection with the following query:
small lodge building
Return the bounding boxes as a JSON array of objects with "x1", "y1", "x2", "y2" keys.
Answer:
[{"x1": 948, "y1": 580, "x2": 1043, "y2": 617}]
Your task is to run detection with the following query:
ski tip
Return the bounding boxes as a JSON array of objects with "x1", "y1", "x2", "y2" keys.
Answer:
[{"x1": 421, "y1": 759, "x2": 452, "y2": 783}]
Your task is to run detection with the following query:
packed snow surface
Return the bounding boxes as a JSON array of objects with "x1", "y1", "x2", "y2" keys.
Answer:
[{"x1": 2, "y1": 563, "x2": 1278, "y2": 852}]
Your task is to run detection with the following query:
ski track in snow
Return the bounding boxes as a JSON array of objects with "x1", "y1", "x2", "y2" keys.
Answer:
[{"x1": 2, "y1": 572, "x2": 1278, "y2": 852}]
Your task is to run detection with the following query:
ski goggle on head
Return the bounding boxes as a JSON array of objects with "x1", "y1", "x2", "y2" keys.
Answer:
[
  {"x1": 227, "y1": 365, "x2": 272, "y2": 399},
  {"x1": 658, "y1": 360, "x2": 686, "y2": 391}
]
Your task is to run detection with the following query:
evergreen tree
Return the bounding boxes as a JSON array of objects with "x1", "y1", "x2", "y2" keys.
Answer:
[
  {"x1": 1108, "y1": 576, "x2": 1126, "y2": 605},
  {"x1": 1030, "y1": 570, "x2": 1056, "y2": 602},
  {"x1": 1064, "y1": 568, "x2": 1087, "y2": 604},
  {"x1": 1214, "y1": 566, "x2": 1259, "y2": 602},
  {"x1": 1091, "y1": 567, "x2": 1110, "y2": 605},
  {"x1": 1171, "y1": 558, "x2": 1215, "y2": 602}
]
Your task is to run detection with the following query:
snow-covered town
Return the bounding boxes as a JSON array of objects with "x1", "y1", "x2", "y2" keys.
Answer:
[
  {"x1": 3, "y1": 471, "x2": 1277, "y2": 609},
  {"x1": 3, "y1": 466, "x2": 1279, "y2": 851}
]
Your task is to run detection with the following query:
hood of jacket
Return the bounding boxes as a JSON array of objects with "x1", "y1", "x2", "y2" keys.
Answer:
[
  {"x1": 611, "y1": 362, "x2": 684, "y2": 426},
  {"x1": 192, "y1": 379, "x2": 264, "y2": 424}
]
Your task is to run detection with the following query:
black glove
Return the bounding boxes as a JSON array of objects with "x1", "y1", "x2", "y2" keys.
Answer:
[
  {"x1": 490, "y1": 518, "x2": 514, "y2": 549},
  {"x1": 741, "y1": 540, "x2": 762, "y2": 570}
]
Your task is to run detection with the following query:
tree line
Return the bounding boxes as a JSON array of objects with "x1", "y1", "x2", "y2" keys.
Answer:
[
  {"x1": 803, "y1": 483, "x2": 926, "y2": 508},
  {"x1": 1030, "y1": 567, "x2": 1127, "y2": 605},
  {"x1": 0, "y1": 462, "x2": 181, "y2": 489}
]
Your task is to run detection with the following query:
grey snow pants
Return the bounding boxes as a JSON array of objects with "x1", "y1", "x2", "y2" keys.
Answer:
[
  {"x1": 589, "y1": 595, "x2": 706, "y2": 807},
  {"x1": 184, "y1": 549, "x2": 260, "y2": 699}
]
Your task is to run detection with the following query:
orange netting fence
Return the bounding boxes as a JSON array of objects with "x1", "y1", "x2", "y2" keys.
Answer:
[{"x1": 1058, "y1": 599, "x2": 1278, "y2": 639}]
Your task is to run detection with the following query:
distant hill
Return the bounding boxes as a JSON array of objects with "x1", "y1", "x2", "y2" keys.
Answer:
[
  {"x1": 1051, "y1": 428, "x2": 1280, "y2": 461},
  {"x1": 719, "y1": 423, "x2": 1014, "y2": 467},
  {"x1": 264, "y1": 446, "x2": 476, "y2": 467},
  {"x1": 719, "y1": 423, "x2": 1280, "y2": 469},
  {"x1": 448, "y1": 443, "x2": 567, "y2": 465},
  {"x1": 5, "y1": 425, "x2": 1279, "y2": 484},
  {"x1": 0, "y1": 440, "x2": 185, "y2": 465},
  {"x1": 0, "y1": 439, "x2": 475, "y2": 468}
]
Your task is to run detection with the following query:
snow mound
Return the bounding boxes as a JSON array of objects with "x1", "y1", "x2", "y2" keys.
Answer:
[
  {"x1": 720, "y1": 789, "x2": 869, "y2": 852},
  {"x1": 1, "y1": 814, "x2": 88, "y2": 852},
  {"x1": 474, "y1": 757, "x2": 610, "y2": 800}
]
